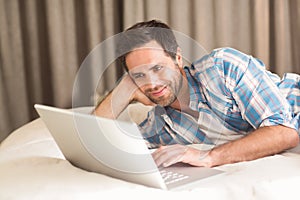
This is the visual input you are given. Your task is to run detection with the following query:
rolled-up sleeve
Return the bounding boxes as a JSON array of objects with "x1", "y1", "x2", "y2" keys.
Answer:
[{"x1": 222, "y1": 49, "x2": 297, "y2": 131}]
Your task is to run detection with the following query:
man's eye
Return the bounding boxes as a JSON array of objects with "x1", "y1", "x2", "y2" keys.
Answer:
[
  {"x1": 132, "y1": 73, "x2": 145, "y2": 79},
  {"x1": 153, "y1": 65, "x2": 163, "y2": 72}
]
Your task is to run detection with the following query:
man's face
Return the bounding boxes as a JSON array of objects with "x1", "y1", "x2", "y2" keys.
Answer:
[{"x1": 126, "y1": 41, "x2": 183, "y2": 106}]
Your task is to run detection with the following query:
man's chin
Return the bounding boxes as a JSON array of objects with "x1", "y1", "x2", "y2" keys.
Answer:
[{"x1": 151, "y1": 97, "x2": 176, "y2": 107}]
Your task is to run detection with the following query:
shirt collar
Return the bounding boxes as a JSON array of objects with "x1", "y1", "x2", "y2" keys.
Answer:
[{"x1": 183, "y1": 66, "x2": 207, "y2": 110}]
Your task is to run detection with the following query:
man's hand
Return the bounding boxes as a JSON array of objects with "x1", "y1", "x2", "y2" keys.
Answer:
[
  {"x1": 152, "y1": 144, "x2": 212, "y2": 168},
  {"x1": 116, "y1": 74, "x2": 156, "y2": 106},
  {"x1": 94, "y1": 74, "x2": 155, "y2": 118}
]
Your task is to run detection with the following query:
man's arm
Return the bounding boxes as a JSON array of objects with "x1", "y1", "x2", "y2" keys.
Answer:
[
  {"x1": 207, "y1": 125, "x2": 299, "y2": 166},
  {"x1": 93, "y1": 74, "x2": 155, "y2": 119},
  {"x1": 153, "y1": 125, "x2": 299, "y2": 167}
]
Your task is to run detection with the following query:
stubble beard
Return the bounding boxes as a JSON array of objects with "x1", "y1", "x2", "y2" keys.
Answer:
[{"x1": 147, "y1": 73, "x2": 183, "y2": 107}]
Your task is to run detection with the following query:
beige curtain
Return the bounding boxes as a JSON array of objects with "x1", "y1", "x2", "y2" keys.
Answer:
[{"x1": 1, "y1": 0, "x2": 299, "y2": 142}]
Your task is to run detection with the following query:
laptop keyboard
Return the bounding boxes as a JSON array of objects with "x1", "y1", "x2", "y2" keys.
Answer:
[{"x1": 160, "y1": 169, "x2": 189, "y2": 185}]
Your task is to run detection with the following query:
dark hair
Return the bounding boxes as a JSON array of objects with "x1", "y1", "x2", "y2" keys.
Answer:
[{"x1": 116, "y1": 19, "x2": 179, "y2": 70}]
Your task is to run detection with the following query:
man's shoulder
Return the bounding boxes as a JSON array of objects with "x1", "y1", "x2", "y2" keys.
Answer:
[
  {"x1": 192, "y1": 47, "x2": 252, "y2": 70},
  {"x1": 211, "y1": 47, "x2": 249, "y2": 59}
]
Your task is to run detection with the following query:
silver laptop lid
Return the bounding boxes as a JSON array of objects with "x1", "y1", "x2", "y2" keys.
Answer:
[{"x1": 34, "y1": 104, "x2": 167, "y2": 189}]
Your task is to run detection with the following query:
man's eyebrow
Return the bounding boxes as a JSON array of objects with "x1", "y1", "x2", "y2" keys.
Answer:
[
  {"x1": 149, "y1": 65, "x2": 159, "y2": 70},
  {"x1": 130, "y1": 63, "x2": 165, "y2": 75}
]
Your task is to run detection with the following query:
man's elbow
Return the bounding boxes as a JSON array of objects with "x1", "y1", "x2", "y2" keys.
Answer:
[{"x1": 285, "y1": 128, "x2": 299, "y2": 148}]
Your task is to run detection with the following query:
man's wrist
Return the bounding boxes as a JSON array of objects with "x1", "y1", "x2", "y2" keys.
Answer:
[
  {"x1": 199, "y1": 149, "x2": 215, "y2": 167},
  {"x1": 116, "y1": 75, "x2": 137, "y2": 103}
]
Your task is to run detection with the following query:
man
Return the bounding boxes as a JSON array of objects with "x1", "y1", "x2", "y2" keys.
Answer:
[{"x1": 93, "y1": 19, "x2": 300, "y2": 168}]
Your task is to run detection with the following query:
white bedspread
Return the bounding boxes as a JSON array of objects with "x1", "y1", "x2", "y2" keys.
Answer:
[{"x1": 1, "y1": 117, "x2": 300, "y2": 200}]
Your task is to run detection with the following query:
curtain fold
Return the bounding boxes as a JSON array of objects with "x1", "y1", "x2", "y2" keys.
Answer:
[
  {"x1": 0, "y1": 0, "x2": 299, "y2": 142},
  {"x1": 0, "y1": 0, "x2": 31, "y2": 142}
]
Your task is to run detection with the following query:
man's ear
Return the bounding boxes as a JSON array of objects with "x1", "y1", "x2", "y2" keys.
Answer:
[{"x1": 175, "y1": 47, "x2": 183, "y2": 67}]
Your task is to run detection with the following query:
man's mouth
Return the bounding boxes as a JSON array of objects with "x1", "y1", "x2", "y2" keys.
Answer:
[{"x1": 150, "y1": 86, "x2": 168, "y2": 97}]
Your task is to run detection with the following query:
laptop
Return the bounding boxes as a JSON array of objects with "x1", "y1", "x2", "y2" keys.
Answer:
[{"x1": 34, "y1": 104, "x2": 223, "y2": 190}]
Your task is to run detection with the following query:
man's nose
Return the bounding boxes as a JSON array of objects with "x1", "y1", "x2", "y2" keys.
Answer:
[
  {"x1": 148, "y1": 73, "x2": 160, "y2": 83},
  {"x1": 135, "y1": 72, "x2": 159, "y2": 85}
]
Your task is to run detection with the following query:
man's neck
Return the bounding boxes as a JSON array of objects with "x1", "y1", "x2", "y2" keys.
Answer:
[{"x1": 169, "y1": 70, "x2": 199, "y2": 119}]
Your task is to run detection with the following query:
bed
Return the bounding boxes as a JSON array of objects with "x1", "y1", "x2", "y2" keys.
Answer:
[{"x1": 1, "y1": 104, "x2": 300, "y2": 200}]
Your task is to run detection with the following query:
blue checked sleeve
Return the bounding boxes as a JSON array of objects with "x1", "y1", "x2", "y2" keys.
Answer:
[{"x1": 220, "y1": 48, "x2": 296, "y2": 130}]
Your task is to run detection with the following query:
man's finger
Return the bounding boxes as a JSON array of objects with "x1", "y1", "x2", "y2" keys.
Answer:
[{"x1": 152, "y1": 145, "x2": 188, "y2": 167}]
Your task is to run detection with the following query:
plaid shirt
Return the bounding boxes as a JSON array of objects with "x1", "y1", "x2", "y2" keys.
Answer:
[{"x1": 139, "y1": 47, "x2": 300, "y2": 148}]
